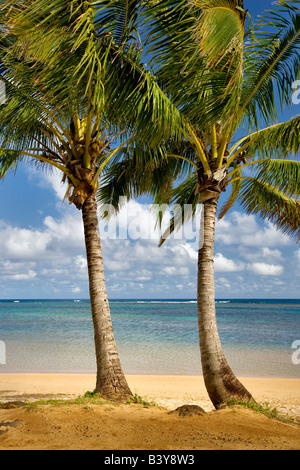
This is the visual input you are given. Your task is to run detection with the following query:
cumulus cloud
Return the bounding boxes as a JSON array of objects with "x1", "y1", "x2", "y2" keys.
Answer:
[
  {"x1": 0, "y1": 210, "x2": 86, "y2": 297},
  {"x1": 101, "y1": 199, "x2": 201, "y2": 246},
  {"x1": 28, "y1": 167, "x2": 68, "y2": 203},
  {"x1": 4, "y1": 269, "x2": 37, "y2": 281},
  {"x1": 0, "y1": 166, "x2": 295, "y2": 299},
  {"x1": 71, "y1": 286, "x2": 81, "y2": 294},
  {"x1": 216, "y1": 277, "x2": 231, "y2": 289},
  {"x1": 214, "y1": 253, "x2": 245, "y2": 272},
  {"x1": 248, "y1": 262, "x2": 284, "y2": 276},
  {"x1": 0, "y1": 224, "x2": 51, "y2": 260},
  {"x1": 215, "y1": 211, "x2": 290, "y2": 247},
  {"x1": 163, "y1": 266, "x2": 190, "y2": 276},
  {"x1": 0, "y1": 197, "x2": 201, "y2": 298},
  {"x1": 239, "y1": 246, "x2": 283, "y2": 263}
]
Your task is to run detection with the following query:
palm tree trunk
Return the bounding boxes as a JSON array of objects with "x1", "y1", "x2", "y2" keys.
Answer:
[
  {"x1": 81, "y1": 194, "x2": 132, "y2": 402},
  {"x1": 198, "y1": 198, "x2": 254, "y2": 409}
]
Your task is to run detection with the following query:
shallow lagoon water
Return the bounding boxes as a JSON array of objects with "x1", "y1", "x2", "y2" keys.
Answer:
[{"x1": 0, "y1": 299, "x2": 299, "y2": 378}]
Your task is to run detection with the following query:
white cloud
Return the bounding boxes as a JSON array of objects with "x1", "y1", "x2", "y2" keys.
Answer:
[
  {"x1": 105, "y1": 259, "x2": 132, "y2": 272},
  {"x1": 0, "y1": 171, "x2": 296, "y2": 299},
  {"x1": 44, "y1": 214, "x2": 84, "y2": 249},
  {"x1": 248, "y1": 262, "x2": 284, "y2": 276},
  {"x1": 216, "y1": 211, "x2": 290, "y2": 247},
  {"x1": 74, "y1": 255, "x2": 87, "y2": 270},
  {"x1": 5, "y1": 269, "x2": 37, "y2": 281},
  {"x1": 28, "y1": 167, "x2": 68, "y2": 203},
  {"x1": 71, "y1": 286, "x2": 81, "y2": 294},
  {"x1": 216, "y1": 277, "x2": 231, "y2": 289},
  {"x1": 0, "y1": 212, "x2": 86, "y2": 297},
  {"x1": 240, "y1": 246, "x2": 283, "y2": 263},
  {"x1": 261, "y1": 247, "x2": 283, "y2": 261},
  {"x1": 181, "y1": 243, "x2": 198, "y2": 261},
  {"x1": 162, "y1": 266, "x2": 190, "y2": 276},
  {"x1": 0, "y1": 225, "x2": 51, "y2": 261},
  {"x1": 214, "y1": 253, "x2": 245, "y2": 272},
  {"x1": 0, "y1": 196, "x2": 200, "y2": 298}
]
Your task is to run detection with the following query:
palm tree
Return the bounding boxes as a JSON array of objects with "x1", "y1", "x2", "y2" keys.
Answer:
[
  {"x1": 99, "y1": 0, "x2": 300, "y2": 408},
  {"x1": 0, "y1": 0, "x2": 180, "y2": 401}
]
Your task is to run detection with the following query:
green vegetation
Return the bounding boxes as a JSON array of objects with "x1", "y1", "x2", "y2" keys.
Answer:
[
  {"x1": 226, "y1": 399, "x2": 299, "y2": 425},
  {"x1": 8, "y1": 392, "x2": 158, "y2": 410},
  {"x1": 21, "y1": 396, "x2": 111, "y2": 409},
  {"x1": 126, "y1": 394, "x2": 158, "y2": 407}
]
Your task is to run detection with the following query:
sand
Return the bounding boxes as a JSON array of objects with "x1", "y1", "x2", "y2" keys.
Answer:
[{"x1": 0, "y1": 373, "x2": 299, "y2": 450}]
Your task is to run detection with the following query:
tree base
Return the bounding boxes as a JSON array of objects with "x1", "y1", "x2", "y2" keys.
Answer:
[
  {"x1": 203, "y1": 359, "x2": 255, "y2": 410},
  {"x1": 95, "y1": 375, "x2": 133, "y2": 403}
]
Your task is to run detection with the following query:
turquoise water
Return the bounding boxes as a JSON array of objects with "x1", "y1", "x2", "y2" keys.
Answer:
[{"x1": 0, "y1": 299, "x2": 299, "y2": 378}]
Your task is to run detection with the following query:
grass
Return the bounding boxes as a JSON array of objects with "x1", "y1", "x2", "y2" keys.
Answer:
[
  {"x1": 24, "y1": 396, "x2": 109, "y2": 409},
  {"x1": 126, "y1": 393, "x2": 157, "y2": 407},
  {"x1": 226, "y1": 399, "x2": 299, "y2": 425},
  {"x1": 15, "y1": 391, "x2": 158, "y2": 410},
  {"x1": 1, "y1": 395, "x2": 297, "y2": 425}
]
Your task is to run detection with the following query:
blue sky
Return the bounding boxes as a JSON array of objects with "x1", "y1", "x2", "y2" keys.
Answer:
[{"x1": 0, "y1": 0, "x2": 299, "y2": 300}]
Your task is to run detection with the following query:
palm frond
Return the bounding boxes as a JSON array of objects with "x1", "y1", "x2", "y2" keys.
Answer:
[
  {"x1": 238, "y1": 177, "x2": 300, "y2": 241},
  {"x1": 228, "y1": 114, "x2": 300, "y2": 163},
  {"x1": 0, "y1": 148, "x2": 24, "y2": 178},
  {"x1": 251, "y1": 158, "x2": 300, "y2": 198},
  {"x1": 240, "y1": 4, "x2": 300, "y2": 127},
  {"x1": 97, "y1": 140, "x2": 196, "y2": 214},
  {"x1": 225, "y1": 154, "x2": 300, "y2": 221},
  {"x1": 158, "y1": 172, "x2": 199, "y2": 245},
  {"x1": 145, "y1": 0, "x2": 246, "y2": 131},
  {"x1": 191, "y1": 0, "x2": 246, "y2": 65},
  {"x1": 219, "y1": 167, "x2": 241, "y2": 219},
  {"x1": 96, "y1": 0, "x2": 142, "y2": 46}
]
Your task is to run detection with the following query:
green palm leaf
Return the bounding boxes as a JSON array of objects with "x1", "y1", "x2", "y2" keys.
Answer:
[
  {"x1": 228, "y1": 114, "x2": 300, "y2": 163},
  {"x1": 219, "y1": 167, "x2": 242, "y2": 219},
  {"x1": 238, "y1": 177, "x2": 300, "y2": 241},
  {"x1": 240, "y1": 4, "x2": 300, "y2": 127},
  {"x1": 98, "y1": 145, "x2": 169, "y2": 211},
  {"x1": 251, "y1": 158, "x2": 300, "y2": 198},
  {"x1": 97, "y1": 0, "x2": 142, "y2": 45},
  {"x1": 158, "y1": 173, "x2": 199, "y2": 246},
  {"x1": 145, "y1": 0, "x2": 246, "y2": 130}
]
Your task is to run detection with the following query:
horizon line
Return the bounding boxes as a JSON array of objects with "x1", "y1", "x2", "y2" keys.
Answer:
[{"x1": 1, "y1": 298, "x2": 300, "y2": 301}]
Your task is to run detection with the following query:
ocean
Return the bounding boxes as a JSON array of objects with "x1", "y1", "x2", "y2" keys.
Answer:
[{"x1": 0, "y1": 299, "x2": 299, "y2": 378}]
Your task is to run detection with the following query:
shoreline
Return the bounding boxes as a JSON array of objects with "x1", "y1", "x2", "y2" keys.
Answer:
[
  {"x1": 0, "y1": 373, "x2": 299, "y2": 419},
  {"x1": 0, "y1": 371, "x2": 299, "y2": 381}
]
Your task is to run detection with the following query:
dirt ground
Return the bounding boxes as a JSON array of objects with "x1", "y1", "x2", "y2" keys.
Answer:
[
  {"x1": 0, "y1": 401, "x2": 299, "y2": 450},
  {"x1": 0, "y1": 374, "x2": 299, "y2": 450}
]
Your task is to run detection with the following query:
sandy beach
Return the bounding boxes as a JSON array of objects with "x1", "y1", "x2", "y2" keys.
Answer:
[{"x1": 0, "y1": 373, "x2": 299, "y2": 450}]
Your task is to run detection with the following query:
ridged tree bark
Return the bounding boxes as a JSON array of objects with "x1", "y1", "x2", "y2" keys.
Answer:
[
  {"x1": 82, "y1": 194, "x2": 132, "y2": 402},
  {"x1": 198, "y1": 198, "x2": 254, "y2": 409}
]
